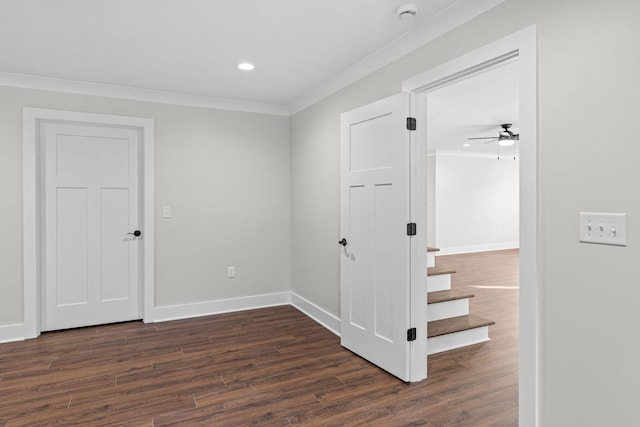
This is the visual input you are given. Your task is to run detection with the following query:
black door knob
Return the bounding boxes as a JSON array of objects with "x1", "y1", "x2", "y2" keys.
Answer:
[
  {"x1": 338, "y1": 238, "x2": 347, "y2": 246},
  {"x1": 127, "y1": 230, "x2": 142, "y2": 237}
]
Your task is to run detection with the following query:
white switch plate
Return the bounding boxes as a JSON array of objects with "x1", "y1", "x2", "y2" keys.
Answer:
[
  {"x1": 162, "y1": 205, "x2": 171, "y2": 218},
  {"x1": 227, "y1": 266, "x2": 236, "y2": 278},
  {"x1": 579, "y1": 212, "x2": 627, "y2": 246}
]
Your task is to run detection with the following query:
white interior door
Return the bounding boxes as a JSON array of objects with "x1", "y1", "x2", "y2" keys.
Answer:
[
  {"x1": 42, "y1": 122, "x2": 141, "y2": 331},
  {"x1": 340, "y1": 92, "x2": 413, "y2": 381}
]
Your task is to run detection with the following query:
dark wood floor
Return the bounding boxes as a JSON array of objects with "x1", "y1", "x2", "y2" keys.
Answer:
[{"x1": 0, "y1": 250, "x2": 518, "y2": 426}]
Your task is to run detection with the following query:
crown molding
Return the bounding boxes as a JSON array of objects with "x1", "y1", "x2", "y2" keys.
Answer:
[
  {"x1": 0, "y1": 0, "x2": 504, "y2": 117},
  {"x1": 0, "y1": 71, "x2": 290, "y2": 116},
  {"x1": 287, "y1": 0, "x2": 506, "y2": 115}
]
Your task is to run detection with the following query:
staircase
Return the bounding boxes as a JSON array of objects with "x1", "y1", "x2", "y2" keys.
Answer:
[{"x1": 426, "y1": 247, "x2": 495, "y2": 355}]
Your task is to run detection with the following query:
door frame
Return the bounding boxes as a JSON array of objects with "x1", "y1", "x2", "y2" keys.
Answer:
[
  {"x1": 403, "y1": 26, "x2": 538, "y2": 425},
  {"x1": 23, "y1": 108, "x2": 156, "y2": 338}
]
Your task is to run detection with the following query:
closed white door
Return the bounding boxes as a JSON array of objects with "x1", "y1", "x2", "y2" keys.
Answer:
[
  {"x1": 43, "y1": 122, "x2": 141, "y2": 331},
  {"x1": 340, "y1": 93, "x2": 412, "y2": 381}
]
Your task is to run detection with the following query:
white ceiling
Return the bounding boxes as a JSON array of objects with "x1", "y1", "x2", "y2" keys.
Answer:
[
  {"x1": 0, "y1": 0, "x2": 504, "y2": 114},
  {"x1": 427, "y1": 60, "x2": 519, "y2": 156}
]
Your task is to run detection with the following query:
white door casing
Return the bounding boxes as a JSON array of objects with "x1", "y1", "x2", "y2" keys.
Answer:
[
  {"x1": 23, "y1": 109, "x2": 155, "y2": 339},
  {"x1": 42, "y1": 122, "x2": 141, "y2": 331},
  {"x1": 340, "y1": 92, "x2": 414, "y2": 381},
  {"x1": 403, "y1": 26, "x2": 538, "y2": 425}
]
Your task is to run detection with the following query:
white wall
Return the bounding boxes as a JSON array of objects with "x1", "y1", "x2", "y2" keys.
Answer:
[
  {"x1": 434, "y1": 152, "x2": 519, "y2": 253},
  {"x1": 426, "y1": 154, "x2": 436, "y2": 247},
  {"x1": 290, "y1": 0, "x2": 640, "y2": 425},
  {"x1": 0, "y1": 85, "x2": 291, "y2": 326}
]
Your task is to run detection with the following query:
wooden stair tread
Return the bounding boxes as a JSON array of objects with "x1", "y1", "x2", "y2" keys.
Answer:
[
  {"x1": 427, "y1": 267, "x2": 456, "y2": 276},
  {"x1": 428, "y1": 315, "x2": 495, "y2": 338},
  {"x1": 427, "y1": 289, "x2": 474, "y2": 304},
  {"x1": 427, "y1": 247, "x2": 440, "y2": 253}
]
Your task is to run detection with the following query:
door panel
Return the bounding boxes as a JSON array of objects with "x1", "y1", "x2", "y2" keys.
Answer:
[
  {"x1": 340, "y1": 92, "x2": 412, "y2": 381},
  {"x1": 56, "y1": 134, "x2": 130, "y2": 177},
  {"x1": 373, "y1": 183, "x2": 395, "y2": 342},
  {"x1": 349, "y1": 112, "x2": 394, "y2": 171},
  {"x1": 43, "y1": 122, "x2": 141, "y2": 331},
  {"x1": 55, "y1": 187, "x2": 89, "y2": 306},
  {"x1": 100, "y1": 188, "x2": 131, "y2": 301},
  {"x1": 348, "y1": 184, "x2": 368, "y2": 331}
]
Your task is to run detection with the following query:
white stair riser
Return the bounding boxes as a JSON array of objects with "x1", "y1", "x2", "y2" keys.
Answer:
[
  {"x1": 427, "y1": 326, "x2": 490, "y2": 355},
  {"x1": 427, "y1": 252, "x2": 436, "y2": 268},
  {"x1": 427, "y1": 274, "x2": 451, "y2": 292},
  {"x1": 427, "y1": 299, "x2": 469, "y2": 322}
]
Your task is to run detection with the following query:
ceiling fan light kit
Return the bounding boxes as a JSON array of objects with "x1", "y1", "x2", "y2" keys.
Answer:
[
  {"x1": 498, "y1": 139, "x2": 515, "y2": 147},
  {"x1": 468, "y1": 123, "x2": 519, "y2": 160}
]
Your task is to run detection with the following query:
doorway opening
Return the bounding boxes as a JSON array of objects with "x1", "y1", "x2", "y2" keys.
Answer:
[
  {"x1": 426, "y1": 59, "x2": 519, "y2": 254},
  {"x1": 424, "y1": 57, "x2": 519, "y2": 356},
  {"x1": 404, "y1": 26, "x2": 537, "y2": 424}
]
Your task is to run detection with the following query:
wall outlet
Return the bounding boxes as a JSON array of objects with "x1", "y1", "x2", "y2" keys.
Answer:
[
  {"x1": 579, "y1": 212, "x2": 627, "y2": 246},
  {"x1": 227, "y1": 266, "x2": 236, "y2": 278}
]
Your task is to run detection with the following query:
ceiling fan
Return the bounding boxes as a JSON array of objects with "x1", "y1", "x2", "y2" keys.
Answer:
[{"x1": 468, "y1": 123, "x2": 519, "y2": 146}]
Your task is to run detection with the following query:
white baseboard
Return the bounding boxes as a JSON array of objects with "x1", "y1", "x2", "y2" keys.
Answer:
[
  {"x1": 437, "y1": 242, "x2": 519, "y2": 256},
  {"x1": 153, "y1": 291, "x2": 342, "y2": 337},
  {"x1": 1, "y1": 292, "x2": 341, "y2": 343},
  {"x1": 0, "y1": 323, "x2": 25, "y2": 343},
  {"x1": 290, "y1": 292, "x2": 341, "y2": 337},
  {"x1": 151, "y1": 292, "x2": 292, "y2": 323}
]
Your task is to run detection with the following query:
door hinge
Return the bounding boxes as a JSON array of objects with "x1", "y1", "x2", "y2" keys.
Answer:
[
  {"x1": 407, "y1": 222, "x2": 417, "y2": 236},
  {"x1": 406, "y1": 117, "x2": 416, "y2": 131},
  {"x1": 407, "y1": 327, "x2": 417, "y2": 342}
]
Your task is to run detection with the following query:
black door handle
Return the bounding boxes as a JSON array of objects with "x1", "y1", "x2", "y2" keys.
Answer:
[
  {"x1": 127, "y1": 230, "x2": 142, "y2": 237},
  {"x1": 338, "y1": 238, "x2": 347, "y2": 246}
]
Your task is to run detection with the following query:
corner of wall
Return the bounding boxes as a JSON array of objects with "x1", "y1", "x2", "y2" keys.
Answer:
[{"x1": 290, "y1": 292, "x2": 341, "y2": 336}]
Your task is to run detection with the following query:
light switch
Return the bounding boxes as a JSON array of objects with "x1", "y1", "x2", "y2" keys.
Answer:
[
  {"x1": 579, "y1": 212, "x2": 627, "y2": 246},
  {"x1": 162, "y1": 205, "x2": 171, "y2": 218}
]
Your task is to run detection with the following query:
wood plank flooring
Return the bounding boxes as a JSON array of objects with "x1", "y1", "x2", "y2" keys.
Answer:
[{"x1": 0, "y1": 249, "x2": 519, "y2": 426}]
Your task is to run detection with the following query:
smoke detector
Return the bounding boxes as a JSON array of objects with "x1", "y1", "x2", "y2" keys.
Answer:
[{"x1": 397, "y1": 3, "x2": 418, "y2": 20}]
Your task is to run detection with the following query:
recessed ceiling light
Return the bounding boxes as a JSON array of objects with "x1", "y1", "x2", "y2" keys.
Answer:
[
  {"x1": 463, "y1": 143, "x2": 471, "y2": 147},
  {"x1": 238, "y1": 62, "x2": 255, "y2": 71}
]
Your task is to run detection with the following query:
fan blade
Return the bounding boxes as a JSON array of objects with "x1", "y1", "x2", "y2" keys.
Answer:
[
  {"x1": 467, "y1": 136, "x2": 498, "y2": 140},
  {"x1": 483, "y1": 138, "x2": 499, "y2": 144}
]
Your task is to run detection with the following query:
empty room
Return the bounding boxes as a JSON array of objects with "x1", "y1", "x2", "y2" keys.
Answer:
[{"x1": 1, "y1": 1, "x2": 640, "y2": 426}]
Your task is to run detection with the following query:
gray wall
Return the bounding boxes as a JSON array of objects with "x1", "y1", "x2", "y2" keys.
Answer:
[
  {"x1": 0, "y1": 85, "x2": 291, "y2": 324},
  {"x1": 2, "y1": 0, "x2": 639, "y2": 424},
  {"x1": 290, "y1": 0, "x2": 640, "y2": 425}
]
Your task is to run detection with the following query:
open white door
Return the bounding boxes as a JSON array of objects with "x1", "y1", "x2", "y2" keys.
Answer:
[{"x1": 340, "y1": 92, "x2": 413, "y2": 381}]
